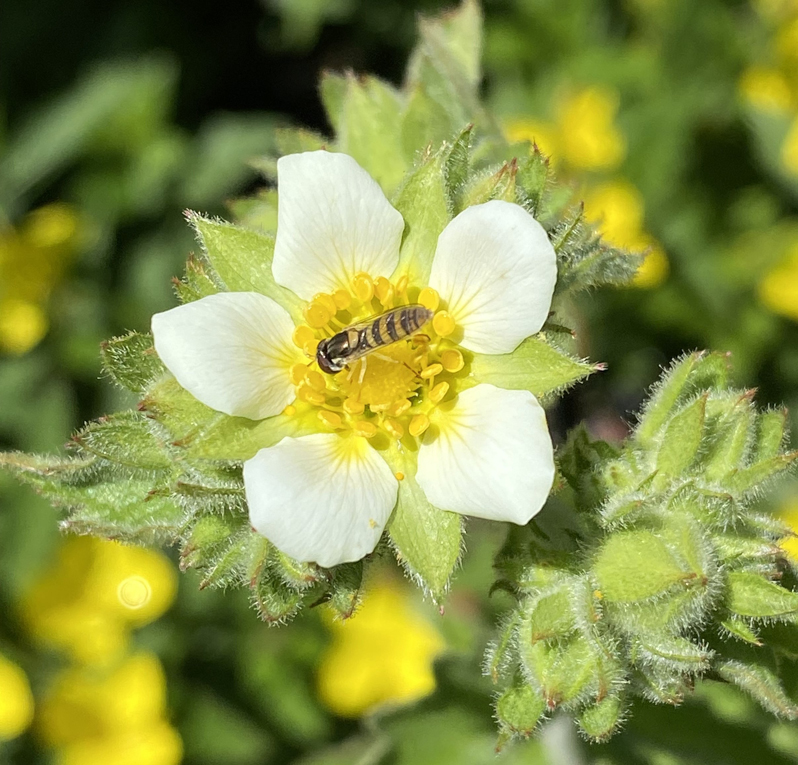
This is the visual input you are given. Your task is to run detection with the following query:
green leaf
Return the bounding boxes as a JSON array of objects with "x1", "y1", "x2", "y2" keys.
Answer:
[
  {"x1": 187, "y1": 214, "x2": 303, "y2": 319},
  {"x1": 727, "y1": 571, "x2": 798, "y2": 619},
  {"x1": 655, "y1": 393, "x2": 707, "y2": 478},
  {"x1": 495, "y1": 680, "x2": 546, "y2": 737},
  {"x1": 319, "y1": 70, "x2": 347, "y2": 134},
  {"x1": 401, "y1": 84, "x2": 461, "y2": 164},
  {"x1": 467, "y1": 333, "x2": 597, "y2": 399},
  {"x1": 716, "y1": 659, "x2": 798, "y2": 719},
  {"x1": 385, "y1": 449, "x2": 462, "y2": 601},
  {"x1": 100, "y1": 331, "x2": 165, "y2": 394}
]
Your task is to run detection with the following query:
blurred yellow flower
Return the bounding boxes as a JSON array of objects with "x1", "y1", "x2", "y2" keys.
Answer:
[
  {"x1": 758, "y1": 243, "x2": 798, "y2": 320},
  {"x1": 583, "y1": 180, "x2": 669, "y2": 288},
  {"x1": 778, "y1": 496, "x2": 798, "y2": 560},
  {"x1": 0, "y1": 653, "x2": 35, "y2": 741},
  {"x1": 781, "y1": 114, "x2": 798, "y2": 174},
  {"x1": 23, "y1": 537, "x2": 177, "y2": 665},
  {"x1": 0, "y1": 202, "x2": 81, "y2": 355},
  {"x1": 38, "y1": 652, "x2": 182, "y2": 765},
  {"x1": 317, "y1": 579, "x2": 444, "y2": 718},
  {"x1": 557, "y1": 86, "x2": 626, "y2": 171},
  {"x1": 739, "y1": 66, "x2": 795, "y2": 112},
  {"x1": 504, "y1": 118, "x2": 559, "y2": 158}
]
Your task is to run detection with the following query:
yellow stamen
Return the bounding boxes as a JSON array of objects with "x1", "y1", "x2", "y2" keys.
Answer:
[
  {"x1": 292, "y1": 325, "x2": 316, "y2": 350},
  {"x1": 352, "y1": 272, "x2": 375, "y2": 303},
  {"x1": 355, "y1": 421, "x2": 378, "y2": 438},
  {"x1": 332, "y1": 289, "x2": 352, "y2": 310},
  {"x1": 432, "y1": 311, "x2": 455, "y2": 337},
  {"x1": 374, "y1": 276, "x2": 394, "y2": 305},
  {"x1": 409, "y1": 414, "x2": 430, "y2": 437},
  {"x1": 304, "y1": 300, "x2": 332, "y2": 329},
  {"x1": 384, "y1": 418, "x2": 405, "y2": 439},
  {"x1": 314, "y1": 292, "x2": 338, "y2": 316},
  {"x1": 420, "y1": 363, "x2": 443, "y2": 380},
  {"x1": 297, "y1": 384, "x2": 326, "y2": 406},
  {"x1": 388, "y1": 398, "x2": 412, "y2": 417},
  {"x1": 305, "y1": 369, "x2": 327, "y2": 392},
  {"x1": 418, "y1": 287, "x2": 440, "y2": 312},
  {"x1": 440, "y1": 349, "x2": 464, "y2": 373},
  {"x1": 394, "y1": 471, "x2": 405, "y2": 481},
  {"x1": 343, "y1": 397, "x2": 366, "y2": 415},
  {"x1": 429, "y1": 381, "x2": 449, "y2": 404},
  {"x1": 318, "y1": 410, "x2": 344, "y2": 429},
  {"x1": 395, "y1": 274, "x2": 409, "y2": 295},
  {"x1": 290, "y1": 363, "x2": 308, "y2": 385},
  {"x1": 283, "y1": 405, "x2": 296, "y2": 416}
]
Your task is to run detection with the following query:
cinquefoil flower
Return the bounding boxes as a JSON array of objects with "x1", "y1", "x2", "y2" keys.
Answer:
[{"x1": 152, "y1": 151, "x2": 556, "y2": 567}]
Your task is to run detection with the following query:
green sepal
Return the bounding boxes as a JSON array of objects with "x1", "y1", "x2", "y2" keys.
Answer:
[
  {"x1": 228, "y1": 189, "x2": 279, "y2": 235},
  {"x1": 726, "y1": 571, "x2": 798, "y2": 619},
  {"x1": 272, "y1": 549, "x2": 322, "y2": 591},
  {"x1": 100, "y1": 331, "x2": 164, "y2": 394},
  {"x1": 518, "y1": 585, "x2": 577, "y2": 643},
  {"x1": 716, "y1": 659, "x2": 798, "y2": 719},
  {"x1": 466, "y1": 333, "x2": 598, "y2": 400},
  {"x1": 319, "y1": 70, "x2": 347, "y2": 134},
  {"x1": 495, "y1": 678, "x2": 547, "y2": 738},
  {"x1": 186, "y1": 213, "x2": 303, "y2": 320},
  {"x1": 654, "y1": 393, "x2": 707, "y2": 480},
  {"x1": 576, "y1": 695, "x2": 625, "y2": 742},
  {"x1": 460, "y1": 159, "x2": 517, "y2": 207},
  {"x1": 173, "y1": 253, "x2": 221, "y2": 303},
  {"x1": 632, "y1": 634, "x2": 712, "y2": 673},
  {"x1": 754, "y1": 408, "x2": 789, "y2": 461},
  {"x1": 515, "y1": 147, "x2": 552, "y2": 218},
  {"x1": 324, "y1": 561, "x2": 364, "y2": 620},
  {"x1": 721, "y1": 618, "x2": 762, "y2": 646},
  {"x1": 384, "y1": 446, "x2": 462, "y2": 602},
  {"x1": 250, "y1": 561, "x2": 305, "y2": 624}
]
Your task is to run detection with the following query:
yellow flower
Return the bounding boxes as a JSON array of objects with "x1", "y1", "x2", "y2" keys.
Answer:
[
  {"x1": 557, "y1": 87, "x2": 626, "y2": 171},
  {"x1": 0, "y1": 202, "x2": 81, "y2": 355},
  {"x1": 583, "y1": 180, "x2": 669, "y2": 288},
  {"x1": 782, "y1": 114, "x2": 798, "y2": 174},
  {"x1": 317, "y1": 579, "x2": 445, "y2": 717},
  {"x1": 779, "y1": 497, "x2": 798, "y2": 561},
  {"x1": 739, "y1": 66, "x2": 795, "y2": 113},
  {"x1": 758, "y1": 244, "x2": 798, "y2": 320},
  {"x1": 504, "y1": 118, "x2": 559, "y2": 159},
  {"x1": 0, "y1": 653, "x2": 34, "y2": 741},
  {"x1": 57, "y1": 722, "x2": 183, "y2": 765},
  {"x1": 22, "y1": 538, "x2": 177, "y2": 665}
]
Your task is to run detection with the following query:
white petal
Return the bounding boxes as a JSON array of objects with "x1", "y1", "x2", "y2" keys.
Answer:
[
  {"x1": 151, "y1": 292, "x2": 301, "y2": 420},
  {"x1": 416, "y1": 384, "x2": 555, "y2": 524},
  {"x1": 428, "y1": 200, "x2": 557, "y2": 354},
  {"x1": 272, "y1": 151, "x2": 405, "y2": 300},
  {"x1": 245, "y1": 434, "x2": 398, "y2": 567}
]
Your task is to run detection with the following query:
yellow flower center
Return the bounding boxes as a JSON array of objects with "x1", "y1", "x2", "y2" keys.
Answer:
[{"x1": 285, "y1": 273, "x2": 467, "y2": 443}]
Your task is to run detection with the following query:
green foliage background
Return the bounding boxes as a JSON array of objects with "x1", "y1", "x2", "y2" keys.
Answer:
[{"x1": 2, "y1": 0, "x2": 798, "y2": 763}]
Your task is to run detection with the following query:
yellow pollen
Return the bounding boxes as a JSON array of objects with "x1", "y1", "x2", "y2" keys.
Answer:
[
  {"x1": 343, "y1": 397, "x2": 366, "y2": 415},
  {"x1": 355, "y1": 421, "x2": 379, "y2": 438},
  {"x1": 318, "y1": 410, "x2": 344, "y2": 429},
  {"x1": 384, "y1": 418, "x2": 405, "y2": 439},
  {"x1": 337, "y1": 343, "x2": 421, "y2": 407},
  {"x1": 352, "y1": 272, "x2": 375, "y2": 302},
  {"x1": 395, "y1": 274, "x2": 409, "y2": 294},
  {"x1": 394, "y1": 471, "x2": 405, "y2": 481},
  {"x1": 418, "y1": 287, "x2": 440, "y2": 312},
  {"x1": 420, "y1": 363, "x2": 443, "y2": 379},
  {"x1": 374, "y1": 276, "x2": 394, "y2": 305},
  {"x1": 297, "y1": 384, "x2": 326, "y2": 406},
  {"x1": 283, "y1": 404, "x2": 296, "y2": 416},
  {"x1": 429, "y1": 381, "x2": 449, "y2": 403},
  {"x1": 432, "y1": 311, "x2": 456, "y2": 337},
  {"x1": 290, "y1": 363, "x2": 308, "y2": 385},
  {"x1": 409, "y1": 414, "x2": 430, "y2": 437},
  {"x1": 440, "y1": 349, "x2": 464, "y2": 373},
  {"x1": 314, "y1": 292, "x2": 338, "y2": 315},
  {"x1": 593, "y1": 590, "x2": 604, "y2": 601},
  {"x1": 332, "y1": 289, "x2": 352, "y2": 310},
  {"x1": 304, "y1": 300, "x2": 332, "y2": 328},
  {"x1": 388, "y1": 398, "x2": 412, "y2": 417},
  {"x1": 305, "y1": 369, "x2": 327, "y2": 392},
  {"x1": 369, "y1": 518, "x2": 378, "y2": 528},
  {"x1": 292, "y1": 325, "x2": 316, "y2": 350},
  {"x1": 412, "y1": 333, "x2": 430, "y2": 346}
]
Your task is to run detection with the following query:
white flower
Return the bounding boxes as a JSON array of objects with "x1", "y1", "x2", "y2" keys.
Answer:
[{"x1": 152, "y1": 151, "x2": 557, "y2": 568}]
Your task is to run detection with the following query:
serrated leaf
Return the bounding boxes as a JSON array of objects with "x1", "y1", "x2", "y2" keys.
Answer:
[
  {"x1": 100, "y1": 331, "x2": 165, "y2": 394},
  {"x1": 467, "y1": 333, "x2": 596, "y2": 399},
  {"x1": 187, "y1": 214, "x2": 303, "y2": 319},
  {"x1": 386, "y1": 449, "x2": 462, "y2": 601},
  {"x1": 716, "y1": 659, "x2": 798, "y2": 719},
  {"x1": 655, "y1": 394, "x2": 707, "y2": 478},
  {"x1": 727, "y1": 571, "x2": 798, "y2": 619}
]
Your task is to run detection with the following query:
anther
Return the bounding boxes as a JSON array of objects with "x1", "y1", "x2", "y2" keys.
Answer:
[
  {"x1": 304, "y1": 369, "x2": 327, "y2": 392},
  {"x1": 355, "y1": 421, "x2": 378, "y2": 438},
  {"x1": 313, "y1": 292, "x2": 338, "y2": 316},
  {"x1": 418, "y1": 287, "x2": 440, "y2": 312},
  {"x1": 384, "y1": 418, "x2": 405, "y2": 439},
  {"x1": 432, "y1": 310, "x2": 456, "y2": 337},
  {"x1": 395, "y1": 275, "x2": 409, "y2": 295},
  {"x1": 343, "y1": 397, "x2": 366, "y2": 415},
  {"x1": 440, "y1": 348, "x2": 464, "y2": 373},
  {"x1": 290, "y1": 363, "x2": 308, "y2": 386},
  {"x1": 282, "y1": 405, "x2": 296, "y2": 416},
  {"x1": 297, "y1": 384, "x2": 326, "y2": 406},
  {"x1": 420, "y1": 363, "x2": 443, "y2": 379},
  {"x1": 374, "y1": 276, "x2": 394, "y2": 305},
  {"x1": 332, "y1": 289, "x2": 352, "y2": 310},
  {"x1": 409, "y1": 414, "x2": 430, "y2": 437},
  {"x1": 304, "y1": 300, "x2": 332, "y2": 329},
  {"x1": 429, "y1": 381, "x2": 449, "y2": 404},
  {"x1": 318, "y1": 410, "x2": 343, "y2": 429},
  {"x1": 292, "y1": 325, "x2": 316, "y2": 350},
  {"x1": 388, "y1": 398, "x2": 412, "y2": 417},
  {"x1": 352, "y1": 272, "x2": 374, "y2": 303},
  {"x1": 394, "y1": 471, "x2": 405, "y2": 481}
]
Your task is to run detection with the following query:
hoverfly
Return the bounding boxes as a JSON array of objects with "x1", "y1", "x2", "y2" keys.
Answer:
[{"x1": 316, "y1": 304, "x2": 434, "y2": 374}]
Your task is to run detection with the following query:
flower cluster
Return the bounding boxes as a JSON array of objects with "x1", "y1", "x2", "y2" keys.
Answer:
[{"x1": 152, "y1": 150, "x2": 557, "y2": 568}]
